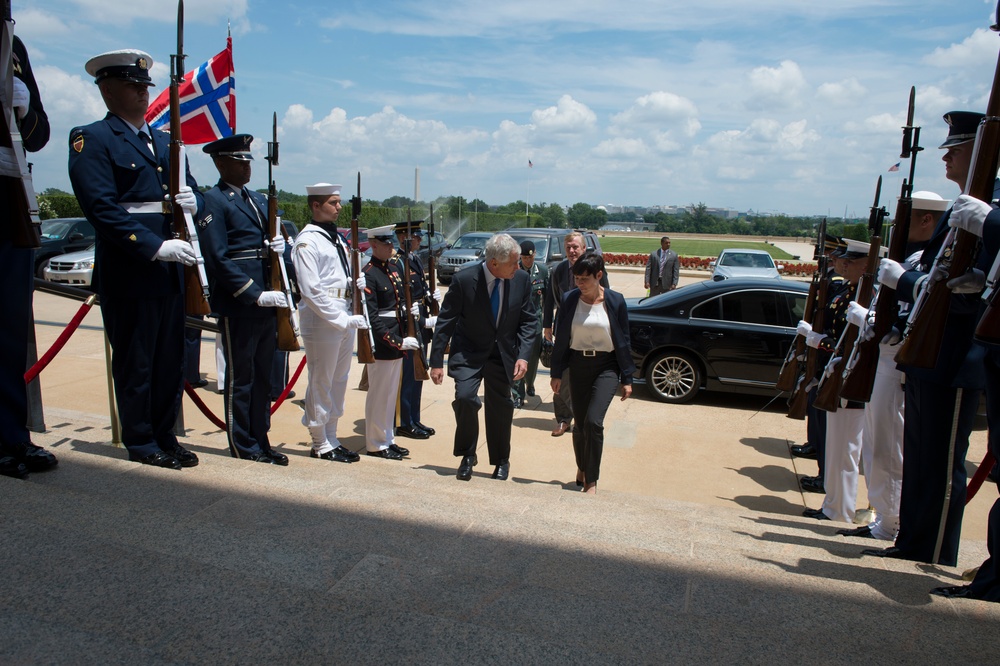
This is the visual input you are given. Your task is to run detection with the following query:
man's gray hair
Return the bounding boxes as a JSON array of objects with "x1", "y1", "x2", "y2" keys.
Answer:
[{"x1": 484, "y1": 233, "x2": 520, "y2": 264}]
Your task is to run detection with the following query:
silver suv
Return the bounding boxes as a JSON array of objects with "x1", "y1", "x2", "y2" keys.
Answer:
[{"x1": 436, "y1": 229, "x2": 601, "y2": 283}]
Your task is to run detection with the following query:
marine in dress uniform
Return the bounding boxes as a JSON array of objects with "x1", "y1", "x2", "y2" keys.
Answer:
[
  {"x1": 68, "y1": 49, "x2": 202, "y2": 470},
  {"x1": 292, "y1": 183, "x2": 366, "y2": 464},
  {"x1": 393, "y1": 220, "x2": 440, "y2": 440},
  {"x1": 513, "y1": 240, "x2": 549, "y2": 406},
  {"x1": 363, "y1": 225, "x2": 415, "y2": 460},
  {"x1": 198, "y1": 134, "x2": 288, "y2": 464},
  {"x1": 0, "y1": 33, "x2": 58, "y2": 479}
]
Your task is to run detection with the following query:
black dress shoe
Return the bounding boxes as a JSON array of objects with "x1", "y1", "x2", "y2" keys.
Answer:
[
  {"x1": 396, "y1": 425, "x2": 429, "y2": 440},
  {"x1": 163, "y1": 444, "x2": 199, "y2": 468},
  {"x1": 802, "y1": 507, "x2": 830, "y2": 520},
  {"x1": 862, "y1": 546, "x2": 903, "y2": 558},
  {"x1": 311, "y1": 446, "x2": 357, "y2": 463},
  {"x1": 492, "y1": 460, "x2": 509, "y2": 480},
  {"x1": 240, "y1": 452, "x2": 276, "y2": 464},
  {"x1": 414, "y1": 422, "x2": 435, "y2": 436},
  {"x1": 131, "y1": 451, "x2": 183, "y2": 470},
  {"x1": 836, "y1": 525, "x2": 874, "y2": 538},
  {"x1": 0, "y1": 456, "x2": 29, "y2": 479},
  {"x1": 8, "y1": 441, "x2": 58, "y2": 472},
  {"x1": 188, "y1": 378, "x2": 209, "y2": 389},
  {"x1": 270, "y1": 390, "x2": 295, "y2": 401},
  {"x1": 367, "y1": 448, "x2": 404, "y2": 460},
  {"x1": 800, "y1": 476, "x2": 825, "y2": 494},
  {"x1": 526, "y1": 387, "x2": 536, "y2": 397},
  {"x1": 457, "y1": 454, "x2": 477, "y2": 480},
  {"x1": 930, "y1": 585, "x2": 972, "y2": 599},
  {"x1": 264, "y1": 449, "x2": 289, "y2": 466},
  {"x1": 389, "y1": 443, "x2": 409, "y2": 457},
  {"x1": 790, "y1": 442, "x2": 817, "y2": 459}
]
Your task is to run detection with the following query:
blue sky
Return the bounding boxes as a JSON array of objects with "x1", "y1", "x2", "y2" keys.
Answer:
[{"x1": 16, "y1": 0, "x2": 1000, "y2": 216}]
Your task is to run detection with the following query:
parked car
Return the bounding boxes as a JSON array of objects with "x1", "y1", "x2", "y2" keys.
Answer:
[
  {"x1": 344, "y1": 227, "x2": 369, "y2": 252},
  {"x1": 36, "y1": 217, "x2": 96, "y2": 278},
  {"x1": 437, "y1": 228, "x2": 601, "y2": 283},
  {"x1": 709, "y1": 248, "x2": 783, "y2": 281},
  {"x1": 360, "y1": 229, "x2": 449, "y2": 278},
  {"x1": 436, "y1": 232, "x2": 493, "y2": 283},
  {"x1": 43, "y1": 243, "x2": 95, "y2": 288},
  {"x1": 627, "y1": 278, "x2": 809, "y2": 403}
]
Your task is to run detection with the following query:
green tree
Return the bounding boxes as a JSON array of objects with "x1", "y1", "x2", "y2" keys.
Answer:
[
  {"x1": 539, "y1": 203, "x2": 566, "y2": 229},
  {"x1": 566, "y1": 202, "x2": 607, "y2": 230}
]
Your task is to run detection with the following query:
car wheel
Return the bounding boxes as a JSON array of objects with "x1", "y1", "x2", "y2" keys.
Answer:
[
  {"x1": 35, "y1": 259, "x2": 49, "y2": 279},
  {"x1": 645, "y1": 351, "x2": 701, "y2": 404}
]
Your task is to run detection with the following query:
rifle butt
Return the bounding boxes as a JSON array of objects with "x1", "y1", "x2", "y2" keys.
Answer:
[
  {"x1": 412, "y1": 347, "x2": 430, "y2": 381},
  {"x1": 786, "y1": 387, "x2": 808, "y2": 420},
  {"x1": 184, "y1": 267, "x2": 210, "y2": 315},
  {"x1": 812, "y1": 372, "x2": 842, "y2": 413},
  {"x1": 839, "y1": 356, "x2": 876, "y2": 403},
  {"x1": 774, "y1": 358, "x2": 799, "y2": 393},
  {"x1": 357, "y1": 332, "x2": 375, "y2": 364},
  {"x1": 276, "y1": 309, "x2": 300, "y2": 351},
  {"x1": 895, "y1": 288, "x2": 949, "y2": 368},
  {"x1": 975, "y1": 302, "x2": 1000, "y2": 346}
]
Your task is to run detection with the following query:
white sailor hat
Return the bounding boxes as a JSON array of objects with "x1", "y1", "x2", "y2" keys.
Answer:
[
  {"x1": 842, "y1": 238, "x2": 887, "y2": 259},
  {"x1": 367, "y1": 224, "x2": 397, "y2": 241},
  {"x1": 305, "y1": 183, "x2": 342, "y2": 197},
  {"x1": 911, "y1": 191, "x2": 950, "y2": 212},
  {"x1": 85, "y1": 49, "x2": 155, "y2": 85}
]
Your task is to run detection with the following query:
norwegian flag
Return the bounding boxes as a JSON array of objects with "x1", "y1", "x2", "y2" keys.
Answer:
[{"x1": 145, "y1": 37, "x2": 235, "y2": 144}]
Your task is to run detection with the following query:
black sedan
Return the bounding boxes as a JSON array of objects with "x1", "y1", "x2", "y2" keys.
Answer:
[{"x1": 627, "y1": 278, "x2": 809, "y2": 403}]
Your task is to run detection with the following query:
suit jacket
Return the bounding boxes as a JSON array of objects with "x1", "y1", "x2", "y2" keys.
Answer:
[
  {"x1": 645, "y1": 248, "x2": 679, "y2": 288},
  {"x1": 199, "y1": 181, "x2": 273, "y2": 318},
  {"x1": 549, "y1": 288, "x2": 636, "y2": 385},
  {"x1": 430, "y1": 261, "x2": 537, "y2": 380},
  {"x1": 543, "y1": 257, "x2": 609, "y2": 329},
  {"x1": 68, "y1": 113, "x2": 203, "y2": 298}
]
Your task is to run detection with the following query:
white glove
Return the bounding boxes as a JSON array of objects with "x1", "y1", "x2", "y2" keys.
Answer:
[
  {"x1": 410, "y1": 302, "x2": 421, "y2": 318},
  {"x1": 796, "y1": 320, "x2": 813, "y2": 337},
  {"x1": 401, "y1": 336, "x2": 420, "y2": 350},
  {"x1": 846, "y1": 301, "x2": 870, "y2": 329},
  {"x1": 823, "y1": 357, "x2": 842, "y2": 380},
  {"x1": 877, "y1": 258, "x2": 905, "y2": 290},
  {"x1": 347, "y1": 314, "x2": 369, "y2": 330},
  {"x1": 949, "y1": 194, "x2": 992, "y2": 238},
  {"x1": 11, "y1": 77, "x2": 29, "y2": 119},
  {"x1": 947, "y1": 269, "x2": 986, "y2": 294},
  {"x1": 173, "y1": 185, "x2": 198, "y2": 215},
  {"x1": 354, "y1": 274, "x2": 367, "y2": 291},
  {"x1": 805, "y1": 330, "x2": 826, "y2": 349},
  {"x1": 432, "y1": 289, "x2": 443, "y2": 303},
  {"x1": 257, "y1": 291, "x2": 288, "y2": 308},
  {"x1": 267, "y1": 234, "x2": 286, "y2": 255},
  {"x1": 155, "y1": 239, "x2": 196, "y2": 265},
  {"x1": 423, "y1": 315, "x2": 438, "y2": 329},
  {"x1": 881, "y1": 327, "x2": 901, "y2": 345}
]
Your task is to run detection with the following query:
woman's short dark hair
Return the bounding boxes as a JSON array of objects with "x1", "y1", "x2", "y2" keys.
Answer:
[{"x1": 571, "y1": 252, "x2": 604, "y2": 278}]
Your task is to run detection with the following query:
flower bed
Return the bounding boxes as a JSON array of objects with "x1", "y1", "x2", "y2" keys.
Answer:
[{"x1": 601, "y1": 252, "x2": 816, "y2": 276}]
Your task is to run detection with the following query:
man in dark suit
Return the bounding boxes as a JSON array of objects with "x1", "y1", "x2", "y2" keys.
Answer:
[
  {"x1": 644, "y1": 236, "x2": 679, "y2": 296},
  {"x1": 68, "y1": 49, "x2": 203, "y2": 470},
  {"x1": 430, "y1": 233, "x2": 537, "y2": 481},
  {"x1": 198, "y1": 133, "x2": 289, "y2": 464}
]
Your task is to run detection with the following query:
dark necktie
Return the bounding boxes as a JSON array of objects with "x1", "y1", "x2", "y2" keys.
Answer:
[
  {"x1": 490, "y1": 279, "x2": 501, "y2": 323},
  {"x1": 242, "y1": 188, "x2": 264, "y2": 227},
  {"x1": 138, "y1": 130, "x2": 154, "y2": 156}
]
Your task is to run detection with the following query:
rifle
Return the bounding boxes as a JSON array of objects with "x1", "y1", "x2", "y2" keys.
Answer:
[
  {"x1": 776, "y1": 219, "x2": 826, "y2": 392},
  {"x1": 0, "y1": 1, "x2": 39, "y2": 248},
  {"x1": 402, "y1": 209, "x2": 429, "y2": 381},
  {"x1": 787, "y1": 220, "x2": 832, "y2": 420},
  {"x1": 814, "y1": 177, "x2": 887, "y2": 412},
  {"x1": 896, "y1": 7, "x2": 1000, "y2": 367},
  {"x1": 265, "y1": 111, "x2": 299, "y2": 351},
  {"x1": 427, "y1": 204, "x2": 440, "y2": 317},
  {"x1": 976, "y1": 6, "x2": 1000, "y2": 346},
  {"x1": 169, "y1": 0, "x2": 210, "y2": 316},
  {"x1": 350, "y1": 173, "x2": 376, "y2": 364},
  {"x1": 841, "y1": 89, "x2": 921, "y2": 401}
]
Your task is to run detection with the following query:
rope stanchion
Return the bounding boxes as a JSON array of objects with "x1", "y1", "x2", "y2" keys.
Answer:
[
  {"x1": 24, "y1": 294, "x2": 97, "y2": 384},
  {"x1": 270, "y1": 355, "x2": 307, "y2": 414},
  {"x1": 183, "y1": 381, "x2": 227, "y2": 431},
  {"x1": 966, "y1": 451, "x2": 997, "y2": 505}
]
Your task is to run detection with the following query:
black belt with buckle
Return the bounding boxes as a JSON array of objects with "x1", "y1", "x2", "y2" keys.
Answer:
[{"x1": 228, "y1": 249, "x2": 267, "y2": 261}]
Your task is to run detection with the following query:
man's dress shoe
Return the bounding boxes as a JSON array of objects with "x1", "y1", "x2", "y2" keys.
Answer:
[
  {"x1": 802, "y1": 507, "x2": 830, "y2": 520},
  {"x1": 0, "y1": 456, "x2": 29, "y2": 479},
  {"x1": 240, "y1": 452, "x2": 276, "y2": 464},
  {"x1": 389, "y1": 444, "x2": 409, "y2": 457},
  {"x1": 163, "y1": 444, "x2": 199, "y2": 468},
  {"x1": 930, "y1": 585, "x2": 972, "y2": 599},
  {"x1": 396, "y1": 425, "x2": 429, "y2": 440},
  {"x1": 8, "y1": 441, "x2": 59, "y2": 472},
  {"x1": 414, "y1": 422, "x2": 435, "y2": 436},
  {"x1": 188, "y1": 378, "x2": 209, "y2": 389},
  {"x1": 790, "y1": 442, "x2": 818, "y2": 459},
  {"x1": 492, "y1": 460, "x2": 509, "y2": 480},
  {"x1": 264, "y1": 449, "x2": 289, "y2": 466},
  {"x1": 837, "y1": 525, "x2": 874, "y2": 538},
  {"x1": 367, "y1": 448, "x2": 404, "y2": 461},
  {"x1": 457, "y1": 455, "x2": 477, "y2": 481},
  {"x1": 311, "y1": 446, "x2": 360, "y2": 463},
  {"x1": 551, "y1": 421, "x2": 570, "y2": 437},
  {"x1": 526, "y1": 387, "x2": 536, "y2": 397},
  {"x1": 131, "y1": 451, "x2": 183, "y2": 470},
  {"x1": 799, "y1": 476, "x2": 825, "y2": 494}
]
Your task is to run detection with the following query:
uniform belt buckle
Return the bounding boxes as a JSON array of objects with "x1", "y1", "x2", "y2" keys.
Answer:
[
  {"x1": 162, "y1": 201, "x2": 173, "y2": 214},
  {"x1": 583, "y1": 349, "x2": 596, "y2": 357}
]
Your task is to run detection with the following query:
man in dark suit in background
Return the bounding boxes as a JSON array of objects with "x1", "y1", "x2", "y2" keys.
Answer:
[
  {"x1": 644, "y1": 236, "x2": 679, "y2": 296},
  {"x1": 430, "y1": 233, "x2": 537, "y2": 481}
]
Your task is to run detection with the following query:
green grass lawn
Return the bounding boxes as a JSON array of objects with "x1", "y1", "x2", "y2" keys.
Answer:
[{"x1": 598, "y1": 236, "x2": 796, "y2": 260}]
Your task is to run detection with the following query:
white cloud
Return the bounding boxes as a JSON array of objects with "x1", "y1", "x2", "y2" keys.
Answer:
[
  {"x1": 816, "y1": 78, "x2": 867, "y2": 105},
  {"x1": 62, "y1": 0, "x2": 248, "y2": 26},
  {"x1": 745, "y1": 60, "x2": 807, "y2": 111},
  {"x1": 530, "y1": 95, "x2": 597, "y2": 135},
  {"x1": 611, "y1": 91, "x2": 699, "y2": 127},
  {"x1": 593, "y1": 137, "x2": 650, "y2": 159},
  {"x1": 925, "y1": 28, "x2": 998, "y2": 68}
]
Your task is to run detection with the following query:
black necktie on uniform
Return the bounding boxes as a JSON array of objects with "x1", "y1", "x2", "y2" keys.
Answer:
[{"x1": 138, "y1": 130, "x2": 154, "y2": 156}]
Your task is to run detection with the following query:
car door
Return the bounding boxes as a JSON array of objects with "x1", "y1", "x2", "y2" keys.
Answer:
[
  {"x1": 690, "y1": 288, "x2": 803, "y2": 388},
  {"x1": 66, "y1": 220, "x2": 96, "y2": 253}
]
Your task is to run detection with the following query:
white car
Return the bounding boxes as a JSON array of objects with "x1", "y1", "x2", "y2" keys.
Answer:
[
  {"x1": 710, "y1": 248, "x2": 782, "y2": 281},
  {"x1": 43, "y1": 244, "x2": 95, "y2": 288}
]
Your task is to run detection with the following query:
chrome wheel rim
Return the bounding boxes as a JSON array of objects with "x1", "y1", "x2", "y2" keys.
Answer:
[{"x1": 651, "y1": 356, "x2": 695, "y2": 400}]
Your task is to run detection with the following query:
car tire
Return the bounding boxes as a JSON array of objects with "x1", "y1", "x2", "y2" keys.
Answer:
[
  {"x1": 35, "y1": 258, "x2": 50, "y2": 279},
  {"x1": 438, "y1": 275, "x2": 451, "y2": 285},
  {"x1": 645, "y1": 351, "x2": 701, "y2": 404}
]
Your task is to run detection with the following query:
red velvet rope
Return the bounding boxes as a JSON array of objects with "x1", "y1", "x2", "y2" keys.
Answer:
[
  {"x1": 24, "y1": 295, "x2": 97, "y2": 384},
  {"x1": 270, "y1": 354, "x2": 307, "y2": 414},
  {"x1": 966, "y1": 451, "x2": 997, "y2": 505}
]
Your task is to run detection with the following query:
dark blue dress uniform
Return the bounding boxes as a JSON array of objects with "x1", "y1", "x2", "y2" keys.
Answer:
[
  {"x1": 364, "y1": 256, "x2": 407, "y2": 360},
  {"x1": 395, "y1": 247, "x2": 430, "y2": 435},
  {"x1": 198, "y1": 168, "x2": 282, "y2": 463},
  {"x1": 68, "y1": 52, "x2": 204, "y2": 465},
  {"x1": 1, "y1": 35, "x2": 56, "y2": 478}
]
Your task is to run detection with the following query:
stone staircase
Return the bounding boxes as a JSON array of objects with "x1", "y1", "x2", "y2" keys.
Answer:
[{"x1": 1, "y1": 407, "x2": 997, "y2": 665}]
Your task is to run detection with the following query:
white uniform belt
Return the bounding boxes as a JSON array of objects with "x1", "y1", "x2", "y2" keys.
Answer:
[
  {"x1": 327, "y1": 287, "x2": 351, "y2": 300},
  {"x1": 122, "y1": 201, "x2": 170, "y2": 214},
  {"x1": 377, "y1": 309, "x2": 398, "y2": 318}
]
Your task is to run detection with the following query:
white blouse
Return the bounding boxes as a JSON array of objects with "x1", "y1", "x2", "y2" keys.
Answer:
[{"x1": 569, "y1": 300, "x2": 614, "y2": 352}]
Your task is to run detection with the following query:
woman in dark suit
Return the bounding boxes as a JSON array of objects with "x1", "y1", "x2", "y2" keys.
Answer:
[{"x1": 549, "y1": 254, "x2": 634, "y2": 494}]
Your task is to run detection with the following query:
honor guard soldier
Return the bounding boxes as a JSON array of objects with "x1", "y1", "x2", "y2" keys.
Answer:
[
  {"x1": 362, "y1": 225, "x2": 416, "y2": 460},
  {"x1": 68, "y1": 49, "x2": 202, "y2": 470},
  {"x1": 513, "y1": 240, "x2": 549, "y2": 407},
  {"x1": 198, "y1": 134, "x2": 288, "y2": 464},
  {"x1": 394, "y1": 220, "x2": 440, "y2": 439},
  {"x1": 292, "y1": 183, "x2": 366, "y2": 464},
  {"x1": 0, "y1": 31, "x2": 57, "y2": 479}
]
